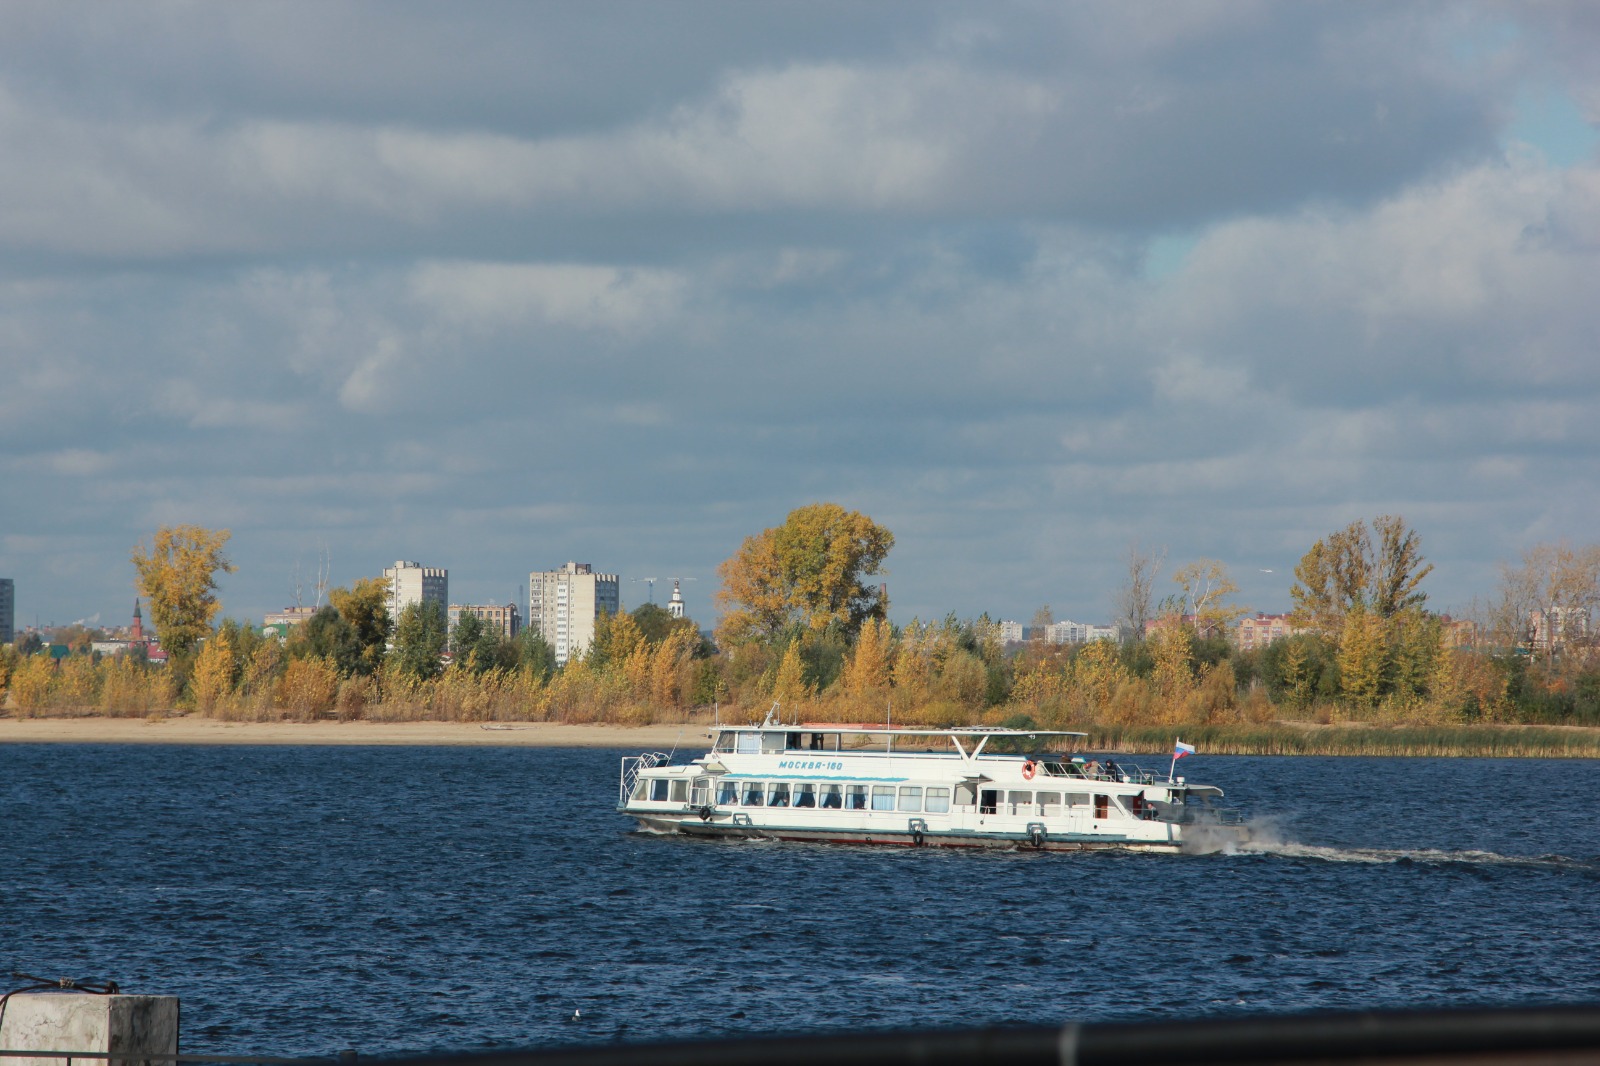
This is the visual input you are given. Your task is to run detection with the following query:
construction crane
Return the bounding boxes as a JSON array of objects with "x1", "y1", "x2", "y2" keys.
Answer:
[{"x1": 631, "y1": 577, "x2": 658, "y2": 604}]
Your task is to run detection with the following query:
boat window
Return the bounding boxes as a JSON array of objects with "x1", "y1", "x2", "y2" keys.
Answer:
[
  {"x1": 870, "y1": 785, "x2": 895, "y2": 811},
  {"x1": 691, "y1": 777, "x2": 710, "y2": 805},
  {"x1": 979, "y1": 789, "x2": 999, "y2": 815},
  {"x1": 955, "y1": 782, "x2": 977, "y2": 808},
  {"x1": 1064, "y1": 793, "x2": 1091, "y2": 807},
  {"x1": 742, "y1": 781, "x2": 765, "y2": 806},
  {"x1": 714, "y1": 732, "x2": 736, "y2": 753},
  {"x1": 794, "y1": 783, "x2": 817, "y2": 808},
  {"x1": 761, "y1": 732, "x2": 786, "y2": 754},
  {"x1": 670, "y1": 779, "x2": 688, "y2": 803},
  {"x1": 819, "y1": 784, "x2": 843, "y2": 809},
  {"x1": 736, "y1": 733, "x2": 761, "y2": 754},
  {"x1": 632, "y1": 779, "x2": 649, "y2": 800},
  {"x1": 897, "y1": 786, "x2": 922, "y2": 812},
  {"x1": 925, "y1": 786, "x2": 951, "y2": 813},
  {"x1": 1094, "y1": 794, "x2": 1111, "y2": 819},
  {"x1": 650, "y1": 779, "x2": 671, "y2": 802},
  {"x1": 716, "y1": 780, "x2": 739, "y2": 805},
  {"x1": 1007, "y1": 790, "x2": 1032, "y2": 815},
  {"x1": 767, "y1": 782, "x2": 791, "y2": 807},
  {"x1": 1036, "y1": 791, "x2": 1061, "y2": 816},
  {"x1": 845, "y1": 785, "x2": 868, "y2": 810},
  {"x1": 803, "y1": 732, "x2": 839, "y2": 751}
]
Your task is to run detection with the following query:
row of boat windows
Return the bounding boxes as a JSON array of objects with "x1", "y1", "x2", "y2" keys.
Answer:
[
  {"x1": 722, "y1": 782, "x2": 955, "y2": 813},
  {"x1": 636, "y1": 777, "x2": 1133, "y2": 818}
]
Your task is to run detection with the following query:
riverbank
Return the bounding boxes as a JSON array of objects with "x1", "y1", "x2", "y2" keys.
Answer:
[
  {"x1": 0, "y1": 715, "x2": 710, "y2": 747},
  {"x1": 3, "y1": 713, "x2": 1600, "y2": 756}
]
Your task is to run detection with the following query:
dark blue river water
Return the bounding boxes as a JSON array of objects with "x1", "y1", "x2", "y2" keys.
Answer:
[{"x1": 3, "y1": 744, "x2": 1599, "y2": 1056}]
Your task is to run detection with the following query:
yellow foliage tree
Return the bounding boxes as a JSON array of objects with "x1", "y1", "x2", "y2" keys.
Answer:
[
  {"x1": 1171, "y1": 559, "x2": 1247, "y2": 638},
  {"x1": 1070, "y1": 639, "x2": 1128, "y2": 715},
  {"x1": 649, "y1": 627, "x2": 698, "y2": 710},
  {"x1": 1337, "y1": 606, "x2": 1386, "y2": 711},
  {"x1": 130, "y1": 526, "x2": 236, "y2": 657},
  {"x1": 10, "y1": 654, "x2": 55, "y2": 714},
  {"x1": 191, "y1": 628, "x2": 237, "y2": 714},
  {"x1": 279, "y1": 656, "x2": 339, "y2": 719},
  {"x1": 1149, "y1": 624, "x2": 1195, "y2": 705},
  {"x1": 842, "y1": 617, "x2": 893, "y2": 695},
  {"x1": 716, "y1": 503, "x2": 893, "y2": 644},
  {"x1": 770, "y1": 641, "x2": 812, "y2": 705}
]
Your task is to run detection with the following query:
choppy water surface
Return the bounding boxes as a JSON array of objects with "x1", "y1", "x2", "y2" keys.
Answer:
[{"x1": 3, "y1": 745, "x2": 1599, "y2": 1056}]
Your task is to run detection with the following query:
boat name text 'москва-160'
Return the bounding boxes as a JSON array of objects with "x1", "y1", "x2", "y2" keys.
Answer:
[{"x1": 619, "y1": 708, "x2": 1247, "y2": 853}]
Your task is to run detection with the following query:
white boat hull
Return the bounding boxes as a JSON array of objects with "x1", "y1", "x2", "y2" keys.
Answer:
[{"x1": 625, "y1": 810, "x2": 1205, "y2": 852}]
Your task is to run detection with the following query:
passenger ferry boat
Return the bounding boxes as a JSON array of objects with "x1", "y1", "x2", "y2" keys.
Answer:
[{"x1": 618, "y1": 710, "x2": 1247, "y2": 853}]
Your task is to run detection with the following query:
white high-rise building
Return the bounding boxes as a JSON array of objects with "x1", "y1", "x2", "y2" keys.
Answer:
[
  {"x1": 383, "y1": 560, "x2": 448, "y2": 625},
  {"x1": 529, "y1": 562, "x2": 620, "y2": 666},
  {"x1": 0, "y1": 577, "x2": 13, "y2": 645}
]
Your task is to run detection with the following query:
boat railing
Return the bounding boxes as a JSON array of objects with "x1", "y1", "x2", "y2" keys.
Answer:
[
  {"x1": 1164, "y1": 804, "x2": 1246, "y2": 826},
  {"x1": 618, "y1": 751, "x2": 671, "y2": 806}
]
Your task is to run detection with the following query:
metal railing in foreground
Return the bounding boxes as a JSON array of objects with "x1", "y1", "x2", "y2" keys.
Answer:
[{"x1": 10, "y1": 1002, "x2": 1597, "y2": 1066}]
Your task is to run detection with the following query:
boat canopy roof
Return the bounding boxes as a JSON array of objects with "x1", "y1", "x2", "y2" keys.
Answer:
[{"x1": 710, "y1": 723, "x2": 1088, "y2": 739}]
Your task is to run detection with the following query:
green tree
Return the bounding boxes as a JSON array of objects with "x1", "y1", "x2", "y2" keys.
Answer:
[
  {"x1": 130, "y1": 525, "x2": 237, "y2": 657},
  {"x1": 715, "y1": 502, "x2": 893, "y2": 645},
  {"x1": 392, "y1": 601, "x2": 447, "y2": 681},
  {"x1": 290, "y1": 606, "x2": 362, "y2": 675},
  {"x1": 450, "y1": 612, "x2": 509, "y2": 674},
  {"x1": 517, "y1": 627, "x2": 557, "y2": 682},
  {"x1": 329, "y1": 578, "x2": 390, "y2": 675}
]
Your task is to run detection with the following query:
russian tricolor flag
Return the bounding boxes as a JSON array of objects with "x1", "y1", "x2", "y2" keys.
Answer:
[{"x1": 1173, "y1": 740, "x2": 1196, "y2": 759}]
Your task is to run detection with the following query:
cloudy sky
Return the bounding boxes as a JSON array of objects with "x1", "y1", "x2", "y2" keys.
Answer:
[{"x1": 3, "y1": 1, "x2": 1598, "y2": 633}]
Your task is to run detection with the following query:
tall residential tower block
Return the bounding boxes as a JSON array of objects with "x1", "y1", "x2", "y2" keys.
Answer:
[
  {"x1": 529, "y1": 562, "x2": 619, "y2": 666},
  {"x1": 384, "y1": 560, "x2": 448, "y2": 626}
]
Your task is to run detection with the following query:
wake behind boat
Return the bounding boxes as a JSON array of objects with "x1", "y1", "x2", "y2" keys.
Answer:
[{"x1": 618, "y1": 709, "x2": 1246, "y2": 852}]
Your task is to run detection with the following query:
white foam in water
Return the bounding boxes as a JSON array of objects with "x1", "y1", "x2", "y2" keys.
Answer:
[{"x1": 1223, "y1": 819, "x2": 1589, "y2": 869}]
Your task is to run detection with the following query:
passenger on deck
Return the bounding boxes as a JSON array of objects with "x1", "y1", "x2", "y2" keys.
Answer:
[{"x1": 1084, "y1": 760, "x2": 1102, "y2": 779}]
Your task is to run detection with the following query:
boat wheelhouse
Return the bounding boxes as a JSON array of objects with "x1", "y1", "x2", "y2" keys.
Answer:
[{"x1": 618, "y1": 714, "x2": 1246, "y2": 853}]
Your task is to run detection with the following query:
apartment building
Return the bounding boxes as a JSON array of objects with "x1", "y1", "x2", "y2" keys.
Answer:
[
  {"x1": 383, "y1": 560, "x2": 449, "y2": 624},
  {"x1": 0, "y1": 578, "x2": 13, "y2": 645},
  {"x1": 448, "y1": 603, "x2": 521, "y2": 643},
  {"x1": 529, "y1": 562, "x2": 619, "y2": 666},
  {"x1": 1235, "y1": 613, "x2": 1299, "y2": 651}
]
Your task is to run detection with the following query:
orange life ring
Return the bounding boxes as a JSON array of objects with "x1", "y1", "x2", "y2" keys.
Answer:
[{"x1": 1021, "y1": 760, "x2": 1037, "y2": 780}]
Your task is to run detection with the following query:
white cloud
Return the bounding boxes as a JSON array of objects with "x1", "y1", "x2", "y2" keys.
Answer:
[{"x1": 408, "y1": 261, "x2": 686, "y2": 333}]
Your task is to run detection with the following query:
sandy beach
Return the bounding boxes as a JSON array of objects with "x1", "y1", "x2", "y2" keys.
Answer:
[{"x1": 0, "y1": 715, "x2": 712, "y2": 747}]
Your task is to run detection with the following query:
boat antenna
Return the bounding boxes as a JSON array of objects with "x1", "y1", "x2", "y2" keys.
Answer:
[
  {"x1": 885, "y1": 698, "x2": 892, "y2": 731},
  {"x1": 762, "y1": 701, "x2": 780, "y2": 728}
]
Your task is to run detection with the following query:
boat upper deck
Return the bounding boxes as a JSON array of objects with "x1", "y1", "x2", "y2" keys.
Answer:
[{"x1": 706, "y1": 723, "x2": 1088, "y2": 761}]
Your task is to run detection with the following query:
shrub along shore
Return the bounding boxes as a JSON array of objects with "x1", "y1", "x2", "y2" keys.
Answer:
[{"x1": 3, "y1": 708, "x2": 1598, "y2": 758}]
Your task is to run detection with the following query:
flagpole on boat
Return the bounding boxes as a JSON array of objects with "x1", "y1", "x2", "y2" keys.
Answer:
[{"x1": 1169, "y1": 738, "x2": 1180, "y2": 781}]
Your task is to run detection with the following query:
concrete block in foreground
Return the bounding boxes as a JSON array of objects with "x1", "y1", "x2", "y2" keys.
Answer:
[{"x1": 0, "y1": 994, "x2": 178, "y2": 1066}]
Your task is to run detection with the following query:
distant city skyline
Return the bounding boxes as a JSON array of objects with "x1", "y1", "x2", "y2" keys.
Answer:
[{"x1": 3, "y1": 5, "x2": 1597, "y2": 632}]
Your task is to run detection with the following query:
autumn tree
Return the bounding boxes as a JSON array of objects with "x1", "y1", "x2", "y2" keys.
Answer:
[
  {"x1": 770, "y1": 640, "x2": 812, "y2": 705},
  {"x1": 842, "y1": 617, "x2": 894, "y2": 695},
  {"x1": 191, "y1": 627, "x2": 238, "y2": 713},
  {"x1": 1113, "y1": 542, "x2": 1167, "y2": 640},
  {"x1": 715, "y1": 503, "x2": 893, "y2": 645},
  {"x1": 130, "y1": 525, "x2": 236, "y2": 657},
  {"x1": 1171, "y1": 559, "x2": 1247, "y2": 639},
  {"x1": 1290, "y1": 516, "x2": 1433, "y2": 633},
  {"x1": 1492, "y1": 541, "x2": 1600, "y2": 662}
]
